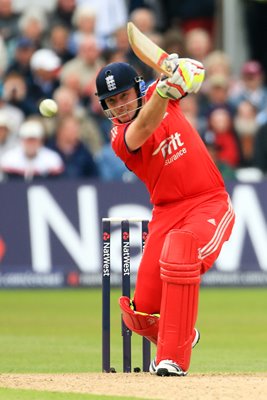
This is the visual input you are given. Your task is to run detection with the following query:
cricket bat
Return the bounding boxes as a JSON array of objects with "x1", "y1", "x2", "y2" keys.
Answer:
[{"x1": 127, "y1": 22, "x2": 173, "y2": 77}]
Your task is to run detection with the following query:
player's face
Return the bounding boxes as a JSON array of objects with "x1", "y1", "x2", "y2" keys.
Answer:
[{"x1": 105, "y1": 88, "x2": 139, "y2": 123}]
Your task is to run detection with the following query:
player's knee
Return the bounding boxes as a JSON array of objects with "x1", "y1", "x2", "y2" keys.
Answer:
[
  {"x1": 161, "y1": 230, "x2": 199, "y2": 264},
  {"x1": 159, "y1": 230, "x2": 201, "y2": 284}
]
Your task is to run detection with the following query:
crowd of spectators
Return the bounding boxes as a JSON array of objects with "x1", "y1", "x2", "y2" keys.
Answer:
[{"x1": 0, "y1": 0, "x2": 267, "y2": 183}]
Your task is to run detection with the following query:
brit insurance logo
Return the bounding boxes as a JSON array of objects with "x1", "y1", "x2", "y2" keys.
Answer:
[{"x1": 152, "y1": 132, "x2": 187, "y2": 165}]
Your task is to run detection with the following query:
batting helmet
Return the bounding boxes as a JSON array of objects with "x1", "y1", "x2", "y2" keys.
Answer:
[{"x1": 95, "y1": 62, "x2": 145, "y2": 109}]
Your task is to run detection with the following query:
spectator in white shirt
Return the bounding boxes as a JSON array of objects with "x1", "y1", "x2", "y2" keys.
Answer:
[
  {"x1": 76, "y1": 0, "x2": 128, "y2": 49},
  {"x1": 0, "y1": 119, "x2": 64, "y2": 181}
]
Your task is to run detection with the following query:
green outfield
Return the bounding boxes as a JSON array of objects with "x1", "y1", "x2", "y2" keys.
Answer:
[
  {"x1": 0, "y1": 288, "x2": 266, "y2": 399},
  {"x1": 0, "y1": 388, "x2": 135, "y2": 400}
]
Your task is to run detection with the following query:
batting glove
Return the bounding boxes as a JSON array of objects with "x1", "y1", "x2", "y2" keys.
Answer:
[
  {"x1": 156, "y1": 58, "x2": 205, "y2": 100},
  {"x1": 161, "y1": 53, "x2": 179, "y2": 75},
  {"x1": 187, "y1": 58, "x2": 205, "y2": 94}
]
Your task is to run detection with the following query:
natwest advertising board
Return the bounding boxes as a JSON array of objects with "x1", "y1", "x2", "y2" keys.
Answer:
[{"x1": 0, "y1": 179, "x2": 267, "y2": 287}]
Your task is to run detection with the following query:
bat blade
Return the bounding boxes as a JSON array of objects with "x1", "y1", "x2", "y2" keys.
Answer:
[{"x1": 127, "y1": 22, "x2": 172, "y2": 77}]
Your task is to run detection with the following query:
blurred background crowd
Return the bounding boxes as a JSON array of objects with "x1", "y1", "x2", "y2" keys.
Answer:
[{"x1": 0, "y1": 0, "x2": 267, "y2": 183}]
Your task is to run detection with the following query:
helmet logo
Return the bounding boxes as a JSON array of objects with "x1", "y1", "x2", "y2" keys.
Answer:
[{"x1": 105, "y1": 72, "x2": 117, "y2": 92}]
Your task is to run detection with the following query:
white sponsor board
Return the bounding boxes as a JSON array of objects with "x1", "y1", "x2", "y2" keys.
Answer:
[{"x1": 0, "y1": 181, "x2": 267, "y2": 286}]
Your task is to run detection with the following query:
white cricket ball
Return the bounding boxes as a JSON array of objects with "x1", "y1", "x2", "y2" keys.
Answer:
[{"x1": 39, "y1": 99, "x2": 58, "y2": 117}]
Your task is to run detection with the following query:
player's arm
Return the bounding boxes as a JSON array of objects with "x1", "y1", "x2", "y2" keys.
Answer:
[
  {"x1": 125, "y1": 57, "x2": 205, "y2": 152},
  {"x1": 125, "y1": 54, "x2": 179, "y2": 152},
  {"x1": 125, "y1": 89, "x2": 169, "y2": 152}
]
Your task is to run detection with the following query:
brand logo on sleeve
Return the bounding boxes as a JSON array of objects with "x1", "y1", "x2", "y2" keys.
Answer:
[{"x1": 111, "y1": 126, "x2": 118, "y2": 142}]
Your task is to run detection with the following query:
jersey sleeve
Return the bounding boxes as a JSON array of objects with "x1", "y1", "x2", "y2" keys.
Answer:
[
  {"x1": 110, "y1": 82, "x2": 157, "y2": 163},
  {"x1": 111, "y1": 124, "x2": 141, "y2": 166}
]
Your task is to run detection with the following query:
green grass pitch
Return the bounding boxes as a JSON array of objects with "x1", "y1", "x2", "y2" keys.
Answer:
[
  {"x1": 0, "y1": 388, "x2": 136, "y2": 400},
  {"x1": 0, "y1": 287, "x2": 266, "y2": 399}
]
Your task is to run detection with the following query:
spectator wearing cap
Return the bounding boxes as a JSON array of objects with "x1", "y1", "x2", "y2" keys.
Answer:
[
  {"x1": 6, "y1": 37, "x2": 36, "y2": 86},
  {"x1": 27, "y1": 48, "x2": 61, "y2": 112},
  {"x1": 229, "y1": 60, "x2": 267, "y2": 114},
  {"x1": 0, "y1": 118, "x2": 64, "y2": 181}
]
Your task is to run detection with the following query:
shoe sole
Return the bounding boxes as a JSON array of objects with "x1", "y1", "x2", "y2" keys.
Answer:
[{"x1": 156, "y1": 368, "x2": 187, "y2": 377}]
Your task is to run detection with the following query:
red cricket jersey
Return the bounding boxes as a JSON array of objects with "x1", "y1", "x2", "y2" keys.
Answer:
[{"x1": 111, "y1": 82, "x2": 225, "y2": 205}]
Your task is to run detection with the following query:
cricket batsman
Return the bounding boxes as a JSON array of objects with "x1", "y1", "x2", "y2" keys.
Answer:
[{"x1": 95, "y1": 55, "x2": 235, "y2": 376}]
